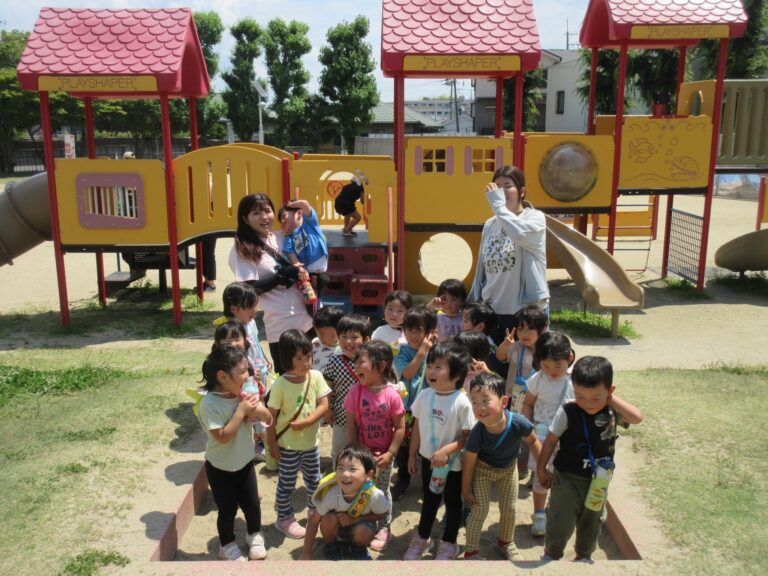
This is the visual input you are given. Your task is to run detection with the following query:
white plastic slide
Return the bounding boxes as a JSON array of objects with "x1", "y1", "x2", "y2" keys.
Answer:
[
  {"x1": 545, "y1": 215, "x2": 645, "y2": 337},
  {"x1": 0, "y1": 172, "x2": 52, "y2": 267},
  {"x1": 714, "y1": 228, "x2": 768, "y2": 272}
]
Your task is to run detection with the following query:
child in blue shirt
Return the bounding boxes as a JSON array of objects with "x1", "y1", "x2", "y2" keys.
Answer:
[
  {"x1": 279, "y1": 199, "x2": 328, "y2": 274},
  {"x1": 391, "y1": 305, "x2": 437, "y2": 501}
]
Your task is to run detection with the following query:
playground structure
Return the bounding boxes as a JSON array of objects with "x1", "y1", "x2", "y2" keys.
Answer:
[
  {"x1": 715, "y1": 175, "x2": 768, "y2": 273},
  {"x1": 4, "y1": 1, "x2": 753, "y2": 332}
]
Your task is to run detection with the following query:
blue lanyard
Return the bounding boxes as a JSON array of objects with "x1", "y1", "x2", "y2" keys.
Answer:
[
  {"x1": 578, "y1": 411, "x2": 614, "y2": 476},
  {"x1": 515, "y1": 345, "x2": 529, "y2": 390},
  {"x1": 429, "y1": 390, "x2": 458, "y2": 465},
  {"x1": 492, "y1": 410, "x2": 514, "y2": 451}
]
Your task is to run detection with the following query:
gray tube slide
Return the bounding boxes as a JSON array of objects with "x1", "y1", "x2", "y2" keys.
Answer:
[{"x1": 0, "y1": 172, "x2": 52, "y2": 267}]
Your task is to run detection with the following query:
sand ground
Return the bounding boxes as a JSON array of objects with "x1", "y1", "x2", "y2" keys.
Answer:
[{"x1": 0, "y1": 189, "x2": 766, "y2": 570}]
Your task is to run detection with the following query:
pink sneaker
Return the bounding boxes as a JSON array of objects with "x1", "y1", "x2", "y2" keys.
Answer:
[
  {"x1": 369, "y1": 527, "x2": 391, "y2": 552},
  {"x1": 274, "y1": 516, "x2": 305, "y2": 539},
  {"x1": 403, "y1": 533, "x2": 432, "y2": 560},
  {"x1": 435, "y1": 540, "x2": 459, "y2": 560}
]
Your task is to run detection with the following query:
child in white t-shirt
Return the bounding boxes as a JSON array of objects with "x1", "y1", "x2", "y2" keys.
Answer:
[
  {"x1": 403, "y1": 342, "x2": 476, "y2": 561},
  {"x1": 522, "y1": 331, "x2": 574, "y2": 537},
  {"x1": 371, "y1": 290, "x2": 413, "y2": 345}
]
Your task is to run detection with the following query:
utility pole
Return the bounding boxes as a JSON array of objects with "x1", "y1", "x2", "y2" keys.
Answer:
[
  {"x1": 454, "y1": 79, "x2": 460, "y2": 132},
  {"x1": 565, "y1": 19, "x2": 579, "y2": 50}
]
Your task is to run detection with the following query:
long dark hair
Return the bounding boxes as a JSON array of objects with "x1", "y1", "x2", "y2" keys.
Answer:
[
  {"x1": 235, "y1": 193, "x2": 276, "y2": 262},
  {"x1": 492, "y1": 165, "x2": 526, "y2": 202}
]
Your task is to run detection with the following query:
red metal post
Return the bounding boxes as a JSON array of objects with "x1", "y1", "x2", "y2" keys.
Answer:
[
  {"x1": 281, "y1": 158, "x2": 291, "y2": 206},
  {"x1": 188, "y1": 98, "x2": 204, "y2": 300},
  {"x1": 587, "y1": 49, "x2": 598, "y2": 135},
  {"x1": 696, "y1": 39, "x2": 728, "y2": 291},
  {"x1": 40, "y1": 92, "x2": 70, "y2": 326},
  {"x1": 514, "y1": 71, "x2": 524, "y2": 165},
  {"x1": 607, "y1": 43, "x2": 628, "y2": 255},
  {"x1": 160, "y1": 93, "x2": 182, "y2": 325},
  {"x1": 757, "y1": 177, "x2": 766, "y2": 231},
  {"x1": 661, "y1": 195, "x2": 674, "y2": 277},
  {"x1": 387, "y1": 186, "x2": 394, "y2": 293},
  {"x1": 85, "y1": 97, "x2": 106, "y2": 306},
  {"x1": 495, "y1": 77, "x2": 503, "y2": 137},
  {"x1": 394, "y1": 74, "x2": 406, "y2": 289},
  {"x1": 675, "y1": 46, "x2": 687, "y2": 113}
]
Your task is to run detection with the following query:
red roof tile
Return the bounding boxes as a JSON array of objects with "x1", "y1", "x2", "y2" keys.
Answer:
[
  {"x1": 580, "y1": 0, "x2": 748, "y2": 47},
  {"x1": 17, "y1": 8, "x2": 209, "y2": 97},
  {"x1": 381, "y1": 0, "x2": 540, "y2": 77}
]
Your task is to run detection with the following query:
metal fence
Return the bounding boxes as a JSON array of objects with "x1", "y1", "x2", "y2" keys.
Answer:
[
  {"x1": 667, "y1": 209, "x2": 704, "y2": 285},
  {"x1": 5, "y1": 139, "x2": 345, "y2": 173}
]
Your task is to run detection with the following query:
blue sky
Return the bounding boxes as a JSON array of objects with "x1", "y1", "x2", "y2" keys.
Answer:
[{"x1": 2, "y1": 0, "x2": 590, "y2": 100}]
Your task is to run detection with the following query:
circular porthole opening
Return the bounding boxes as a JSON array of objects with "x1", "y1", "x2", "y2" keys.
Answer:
[{"x1": 418, "y1": 233, "x2": 473, "y2": 287}]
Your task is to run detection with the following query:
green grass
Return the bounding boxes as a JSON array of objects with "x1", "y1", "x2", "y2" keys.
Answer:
[
  {"x1": 0, "y1": 365, "x2": 133, "y2": 407},
  {"x1": 549, "y1": 308, "x2": 638, "y2": 339},
  {"x1": 0, "y1": 286, "x2": 218, "y2": 341},
  {"x1": 619, "y1": 367, "x2": 768, "y2": 575},
  {"x1": 662, "y1": 277, "x2": 711, "y2": 299},
  {"x1": 0, "y1": 346, "x2": 202, "y2": 575},
  {"x1": 710, "y1": 270, "x2": 768, "y2": 295},
  {"x1": 58, "y1": 550, "x2": 129, "y2": 576}
]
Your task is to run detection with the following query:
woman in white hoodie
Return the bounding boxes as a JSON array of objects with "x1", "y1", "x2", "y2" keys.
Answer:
[{"x1": 468, "y1": 165, "x2": 549, "y2": 376}]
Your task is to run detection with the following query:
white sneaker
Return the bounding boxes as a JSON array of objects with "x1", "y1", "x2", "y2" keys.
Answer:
[
  {"x1": 403, "y1": 533, "x2": 432, "y2": 560},
  {"x1": 531, "y1": 511, "x2": 546, "y2": 536},
  {"x1": 246, "y1": 531, "x2": 267, "y2": 560},
  {"x1": 218, "y1": 541, "x2": 246, "y2": 561}
]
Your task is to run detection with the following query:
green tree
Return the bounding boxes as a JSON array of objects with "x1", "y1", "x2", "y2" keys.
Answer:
[
  {"x1": 0, "y1": 30, "x2": 30, "y2": 171},
  {"x1": 628, "y1": 49, "x2": 680, "y2": 110},
  {"x1": 318, "y1": 16, "x2": 379, "y2": 153},
  {"x1": 0, "y1": 30, "x2": 27, "y2": 68},
  {"x1": 576, "y1": 48, "x2": 634, "y2": 115},
  {"x1": 263, "y1": 19, "x2": 311, "y2": 148},
  {"x1": 194, "y1": 11, "x2": 225, "y2": 78},
  {"x1": 502, "y1": 69, "x2": 545, "y2": 132},
  {"x1": 222, "y1": 19, "x2": 263, "y2": 142},
  {"x1": 693, "y1": 0, "x2": 768, "y2": 79},
  {"x1": 109, "y1": 100, "x2": 161, "y2": 158},
  {"x1": 303, "y1": 93, "x2": 338, "y2": 149}
]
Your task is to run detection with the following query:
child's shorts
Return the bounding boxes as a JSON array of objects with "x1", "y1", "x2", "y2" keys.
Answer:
[{"x1": 337, "y1": 519, "x2": 378, "y2": 543}]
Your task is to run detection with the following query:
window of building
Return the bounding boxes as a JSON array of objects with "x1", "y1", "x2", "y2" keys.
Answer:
[
  {"x1": 556, "y1": 91, "x2": 565, "y2": 115},
  {"x1": 422, "y1": 148, "x2": 447, "y2": 173},
  {"x1": 471, "y1": 148, "x2": 495, "y2": 173}
]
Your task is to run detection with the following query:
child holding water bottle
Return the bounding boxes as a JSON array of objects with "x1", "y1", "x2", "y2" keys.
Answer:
[
  {"x1": 538, "y1": 356, "x2": 643, "y2": 562},
  {"x1": 403, "y1": 342, "x2": 475, "y2": 561}
]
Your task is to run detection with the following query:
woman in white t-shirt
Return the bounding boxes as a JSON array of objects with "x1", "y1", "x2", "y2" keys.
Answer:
[
  {"x1": 468, "y1": 165, "x2": 549, "y2": 378},
  {"x1": 229, "y1": 194, "x2": 314, "y2": 374}
]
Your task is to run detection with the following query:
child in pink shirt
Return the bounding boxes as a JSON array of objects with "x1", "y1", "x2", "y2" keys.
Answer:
[{"x1": 345, "y1": 340, "x2": 406, "y2": 553}]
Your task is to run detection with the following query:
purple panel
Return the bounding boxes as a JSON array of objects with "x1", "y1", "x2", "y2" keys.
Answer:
[
  {"x1": 446, "y1": 146, "x2": 454, "y2": 176},
  {"x1": 496, "y1": 146, "x2": 504, "y2": 170},
  {"x1": 464, "y1": 146, "x2": 472, "y2": 175},
  {"x1": 76, "y1": 171, "x2": 146, "y2": 229},
  {"x1": 414, "y1": 146, "x2": 423, "y2": 176}
]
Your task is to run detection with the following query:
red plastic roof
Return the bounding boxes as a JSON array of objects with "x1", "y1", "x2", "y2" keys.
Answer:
[
  {"x1": 17, "y1": 8, "x2": 210, "y2": 97},
  {"x1": 381, "y1": 0, "x2": 540, "y2": 77},
  {"x1": 580, "y1": 0, "x2": 748, "y2": 48}
]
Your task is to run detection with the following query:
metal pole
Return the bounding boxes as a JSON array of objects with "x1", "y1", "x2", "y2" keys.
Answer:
[
  {"x1": 495, "y1": 77, "x2": 503, "y2": 137},
  {"x1": 40, "y1": 91, "x2": 70, "y2": 325},
  {"x1": 394, "y1": 74, "x2": 406, "y2": 289},
  {"x1": 160, "y1": 93, "x2": 182, "y2": 325},
  {"x1": 514, "y1": 71, "x2": 524, "y2": 165},
  {"x1": 607, "y1": 44, "x2": 628, "y2": 255},
  {"x1": 696, "y1": 38, "x2": 728, "y2": 292},
  {"x1": 85, "y1": 97, "x2": 106, "y2": 306},
  {"x1": 587, "y1": 48, "x2": 598, "y2": 135},
  {"x1": 189, "y1": 98, "x2": 205, "y2": 301}
]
